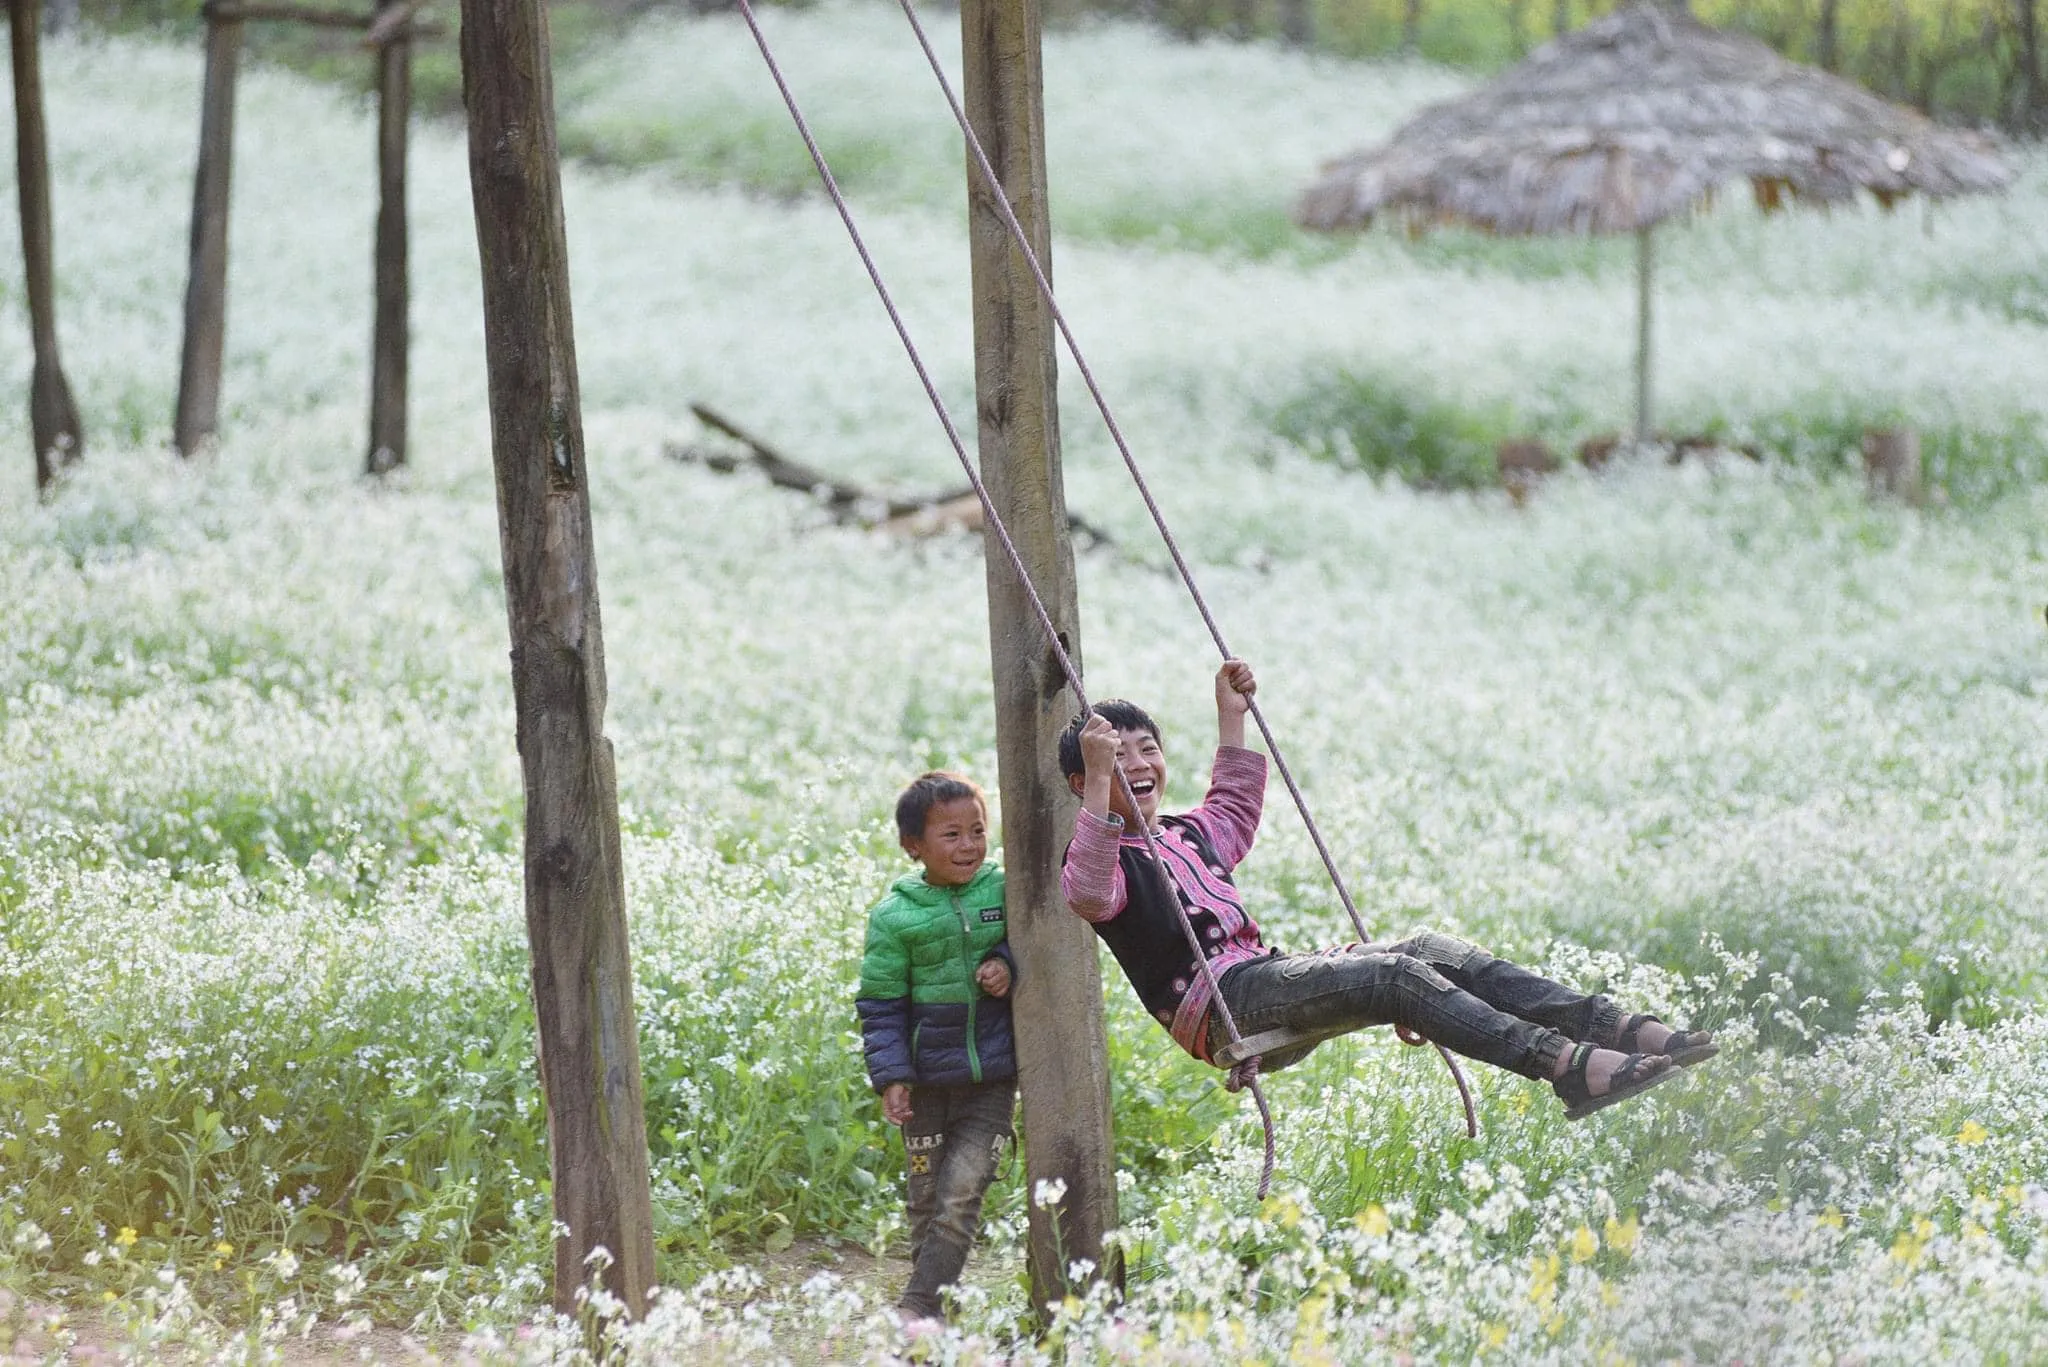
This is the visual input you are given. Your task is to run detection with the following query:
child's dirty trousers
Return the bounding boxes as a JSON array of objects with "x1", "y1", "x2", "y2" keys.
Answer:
[{"x1": 899, "y1": 1079, "x2": 1016, "y2": 1320}]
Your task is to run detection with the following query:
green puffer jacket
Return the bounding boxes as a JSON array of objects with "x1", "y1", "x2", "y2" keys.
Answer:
[{"x1": 855, "y1": 861, "x2": 1017, "y2": 1089}]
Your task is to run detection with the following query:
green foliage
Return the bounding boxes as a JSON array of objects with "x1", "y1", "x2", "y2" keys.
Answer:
[{"x1": 1267, "y1": 366, "x2": 1522, "y2": 489}]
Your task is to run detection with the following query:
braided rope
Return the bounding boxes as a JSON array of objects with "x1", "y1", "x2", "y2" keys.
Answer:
[
  {"x1": 732, "y1": 0, "x2": 1283, "y2": 1195},
  {"x1": 891, "y1": 0, "x2": 1475, "y2": 1143}
]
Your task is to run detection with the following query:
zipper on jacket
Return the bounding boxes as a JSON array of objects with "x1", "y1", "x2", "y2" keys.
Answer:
[{"x1": 951, "y1": 889, "x2": 983, "y2": 1083}]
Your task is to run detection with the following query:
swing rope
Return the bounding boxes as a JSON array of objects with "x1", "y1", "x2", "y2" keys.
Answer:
[
  {"x1": 888, "y1": 0, "x2": 1475, "y2": 1138},
  {"x1": 731, "y1": 0, "x2": 1284, "y2": 1196}
]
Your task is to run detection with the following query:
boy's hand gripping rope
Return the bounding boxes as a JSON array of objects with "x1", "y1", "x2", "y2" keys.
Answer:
[{"x1": 889, "y1": 0, "x2": 1474, "y2": 1142}]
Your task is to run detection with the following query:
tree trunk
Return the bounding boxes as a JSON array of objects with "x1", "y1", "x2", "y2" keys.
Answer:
[
  {"x1": 175, "y1": 14, "x2": 241, "y2": 456},
  {"x1": 1552, "y1": 0, "x2": 1571, "y2": 39},
  {"x1": 10, "y1": 0, "x2": 83, "y2": 491},
  {"x1": 1633, "y1": 226, "x2": 1654, "y2": 446},
  {"x1": 458, "y1": 0, "x2": 656, "y2": 1319},
  {"x1": 1278, "y1": 0, "x2": 1311, "y2": 47},
  {"x1": 1401, "y1": 0, "x2": 1422, "y2": 51},
  {"x1": 366, "y1": 0, "x2": 411, "y2": 475},
  {"x1": 2016, "y1": 0, "x2": 2043, "y2": 131},
  {"x1": 959, "y1": 0, "x2": 1120, "y2": 1319},
  {"x1": 1816, "y1": 0, "x2": 1840, "y2": 70}
]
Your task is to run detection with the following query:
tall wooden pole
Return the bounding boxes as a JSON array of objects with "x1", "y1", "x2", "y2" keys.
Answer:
[
  {"x1": 959, "y1": 0, "x2": 1120, "y2": 1314},
  {"x1": 175, "y1": 12, "x2": 242, "y2": 456},
  {"x1": 1633, "y1": 225, "x2": 1654, "y2": 445},
  {"x1": 366, "y1": 0, "x2": 411, "y2": 474},
  {"x1": 9, "y1": 0, "x2": 83, "y2": 490},
  {"x1": 458, "y1": 0, "x2": 656, "y2": 1317}
]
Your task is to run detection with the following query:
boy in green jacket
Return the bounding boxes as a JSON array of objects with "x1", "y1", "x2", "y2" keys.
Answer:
[{"x1": 856, "y1": 772, "x2": 1018, "y2": 1323}]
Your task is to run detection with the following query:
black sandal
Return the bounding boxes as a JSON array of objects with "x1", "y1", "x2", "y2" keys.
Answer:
[
  {"x1": 1617, "y1": 1012, "x2": 1720, "y2": 1069},
  {"x1": 1553, "y1": 1043, "x2": 1674, "y2": 1121}
]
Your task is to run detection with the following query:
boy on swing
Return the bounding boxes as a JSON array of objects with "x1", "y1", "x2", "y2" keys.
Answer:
[{"x1": 1059, "y1": 661, "x2": 1716, "y2": 1118}]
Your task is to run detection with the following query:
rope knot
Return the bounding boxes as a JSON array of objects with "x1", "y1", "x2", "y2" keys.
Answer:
[{"x1": 1224, "y1": 1055, "x2": 1262, "y2": 1093}]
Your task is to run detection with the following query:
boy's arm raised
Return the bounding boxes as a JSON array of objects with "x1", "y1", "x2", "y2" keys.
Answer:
[
  {"x1": 1189, "y1": 659, "x2": 1266, "y2": 868},
  {"x1": 1216, "y1": 658, "x2": 1255, "y2": 750}
]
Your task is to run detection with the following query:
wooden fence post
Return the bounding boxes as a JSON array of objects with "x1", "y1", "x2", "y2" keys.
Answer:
[
  {"x1": 366, "y1": 0, "x2": 411, "y2": 474},
  {"x1": 1862, "y1": 426, "x2": 1924, "y2": 504},
  {"x1": 458, "y1": 0, "x2": 657, "y2": 1317},
  {"x1": 175, "y1": 8, "x2": 242, "y2": 456},
  {"x1": 9, "y1": 0, "x2": 83, "y2": 490},
  {"x1": 960, "y1": 0, "x2": 1121, "y2": 1316}
]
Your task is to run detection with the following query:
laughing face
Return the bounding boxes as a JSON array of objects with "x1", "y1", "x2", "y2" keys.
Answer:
[
  {"x1": 901, "y1": 795, "x2": 989, "y2": 887},
  {"x1": 1106, "y1": 726, "x2": 1167, "y2": 829}
]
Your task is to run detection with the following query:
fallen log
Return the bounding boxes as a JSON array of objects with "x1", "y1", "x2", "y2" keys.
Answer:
[{"x1": 669, "y1": 402, "x2": 1114, "y2": 548}]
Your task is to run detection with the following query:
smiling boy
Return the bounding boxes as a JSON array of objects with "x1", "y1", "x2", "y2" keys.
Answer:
[
  {"x1": 856, "y1": 772, "x2": 1017, "y2": 1323},
  {"x1": 1058, "y1": 662, "x2": 1715, "y2": 1119}
]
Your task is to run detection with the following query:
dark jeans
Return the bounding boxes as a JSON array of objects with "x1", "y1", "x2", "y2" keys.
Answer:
[
  {"x1": 899, "y1": 1079, "x2": 1016, "y2": 1320},
  {"x1": 1211, "y1": 931, "x2": 1622, "y2": 1080}
]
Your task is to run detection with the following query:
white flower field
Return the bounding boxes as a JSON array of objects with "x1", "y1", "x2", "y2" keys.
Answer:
[{"x1": 3, "y1": 4, "x2": 2047, "y2": 1361}]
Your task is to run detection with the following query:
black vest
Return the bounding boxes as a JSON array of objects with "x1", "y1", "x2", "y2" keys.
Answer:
[{"x1": 1089, "y1": 816, "x2": 1242, "y2": 1021}]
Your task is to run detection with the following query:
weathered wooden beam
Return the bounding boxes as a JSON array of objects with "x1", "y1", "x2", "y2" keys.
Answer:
[
  {"x1": 9, "y1": 0, "x2": 85, "y2": 490},
  {"x1": 174, "y1": 12, "x2": 241, "y2": 455},
  {"x1": 202, "y1": 2, "x2": 374, "y2": 29},
  {"x1": 365, "y1": 0, "x2": 410, "y2": 474},
  {"x1": 960, "y1": 0, "x2": 1121, "y2": 1317},
  {"x1": 680, "y1": 402, "x2": 973, "y2": 517},
  {"x1": 673, "y1": 402, "x2": 1121, "y2": 548},
  {"x1": 361, "y1": 0, "x2": 423, "y2": 46},
  {"x1": 458, "y1": 0, "x2": 656, "y2": 1318}
]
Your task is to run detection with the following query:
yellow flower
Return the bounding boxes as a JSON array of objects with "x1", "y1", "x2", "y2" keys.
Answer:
[
  {"x1": 1355, "y1": 1204, "x2": 1390, "y2": 1238},
  {"x1": 214, "y1": 1241, "x2": 233, "y2": 1257},
  {"x1": 100, "y1": 1291, "x2": 116, "y2": 1304},
  {"x1": 1890, "y1": 1221, "x2": 1932, "y2": 1267},
  {"x1": 1817, "y1": 1207, "x2": 1845, "y2": 1231},
  {"x1": 114, "y1": 1227, "x2": 138, "y2": 1248},
  {"x1": 1528, "y1": 1251, "x2": 1560, "y2": 1309},
  {"x1": 1570, "y1": 1224, "x2": 1599, "y2": 1263},
  {"x1": 1481, "y1": 1322, "x2": 1508, "y2": 1349},
  {"x1": 1603, "y1": 1213, "x2": 1640, "y2": 1257},
  {"x1": 1957, "y1": 1120, "x2": 1989, "y2": 1146}
]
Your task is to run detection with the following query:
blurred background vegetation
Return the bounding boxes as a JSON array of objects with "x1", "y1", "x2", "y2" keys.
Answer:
[{"x1": 60, "y1": 0, "x2": 2048, "y2": 133}]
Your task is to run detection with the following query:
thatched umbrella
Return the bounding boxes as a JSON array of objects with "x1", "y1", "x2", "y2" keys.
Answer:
[{"x1": 1298, "y1": 0, "x2": 2013, "y2": 444}]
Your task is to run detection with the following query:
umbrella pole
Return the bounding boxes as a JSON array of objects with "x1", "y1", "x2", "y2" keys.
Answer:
[{"x1": 1634, "y1": 225, "x2": 1654, "y2": 446}]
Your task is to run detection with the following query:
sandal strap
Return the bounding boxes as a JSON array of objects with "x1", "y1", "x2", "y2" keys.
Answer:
[{"x1": 1616, "y1": 1012, "x2": 1665, "y2": 1052}]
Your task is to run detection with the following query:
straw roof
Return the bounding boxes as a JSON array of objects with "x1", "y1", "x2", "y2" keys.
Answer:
[{"x1": 1297, "y1": 0, "x2": 2013, "y2": 236}]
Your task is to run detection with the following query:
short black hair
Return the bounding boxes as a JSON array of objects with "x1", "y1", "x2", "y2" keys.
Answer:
[
  {"x1": 1057, "y1": 700, "x2": 1162, "y2": 779},
  {"x1": 895, "y1": 771, "x2": 986, "y2": 842}
]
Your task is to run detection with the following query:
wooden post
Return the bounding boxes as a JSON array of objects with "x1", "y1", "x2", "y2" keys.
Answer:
[
  {"x1": 9, "y1": 0, "x2": 83, "y2": 491},
  {"x1": 1861, "y1": 426, "x2": 1924, "y2": 504},
  {"x1": 458, "y1": 0, "x2": 656, "y2": 1317},
  {"x1": 1633, "y1": 225, "x2": 1654, "y2": 446},
  {"x1": 959, "y1": 0, "x2": 1120, "y2": 1315},
  {"x1": 175, "y1": 11, "x2": 242, "y2": 456},
  {"x1": 366, "y1": 0, "x2": 411, "y2": 474}
]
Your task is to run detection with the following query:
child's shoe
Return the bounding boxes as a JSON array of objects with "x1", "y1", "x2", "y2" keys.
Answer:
[{"x1": 1553, "y1": 1043, "x2": 1673, "y2": 1120}]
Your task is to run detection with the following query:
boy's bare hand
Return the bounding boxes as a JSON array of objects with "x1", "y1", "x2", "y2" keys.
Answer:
[
  {"x1": 976, "y1": 957, "x2": 1012, "y2": 999},
  {"x1": 882, "y1": 1083, "x2": 912, "y2": 1126},
  {"x1": 1216, "y1": 659, "x2": 1256, "y2": 716},
  {"x1": 1078, "y1": 712, "x2": 1120, "y2": 776}
]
